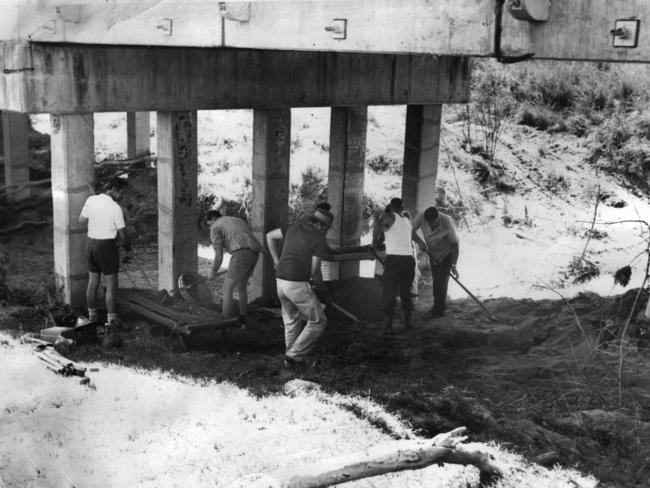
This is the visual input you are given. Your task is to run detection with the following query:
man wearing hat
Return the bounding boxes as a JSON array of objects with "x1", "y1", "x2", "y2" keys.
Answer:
[{"x1": 266, "y1": 207, "x2": 335, "y2": 369}]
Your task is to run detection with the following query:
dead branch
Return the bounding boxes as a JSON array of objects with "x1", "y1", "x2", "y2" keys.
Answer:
[
  {"x1": 0, "y1": 219, "x2": 52, "y2": 234},
  {"x1": 227, "y1": 427, "x2": 501, "y2": 488},
  {"x1": 578, "y1": 180, "x2": 600, "y2": 264},
  {"x1": 94, "y1": 155, "x2": 155, "y2": 169},
  {"x1": 0, "y1": 178, "x2": 51, "y2": 195}
]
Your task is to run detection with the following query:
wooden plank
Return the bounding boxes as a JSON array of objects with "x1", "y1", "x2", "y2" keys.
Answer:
[{"x1": 0, "y1": 43, "x2": 470, "y2": 113}]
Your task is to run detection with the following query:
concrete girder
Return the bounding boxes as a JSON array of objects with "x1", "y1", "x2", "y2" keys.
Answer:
[
  {"x1": 402, "y1": 105, "x2": 442, "y2": 216},
  {"x1": 126, "y1": 112, "x2": 151, "y2": 159},
  {"x1": 156, "y1": 110, "x2": 199, "y2": 292},
  {"x1": 0, "y1": 43, "x2": 469, "y2": 114},
  {"x1": 250, "y1": 109, "x2": 291, "y2": 300},
  {"x1": 50, "y1": 113, "x2": 94, "y2": 307},
  {"x1": 2, "y1": 111, "x2": 31, "y2": 201},
  {"x1": 327, "y1": 106, "x2": 367, "y2": 280}
]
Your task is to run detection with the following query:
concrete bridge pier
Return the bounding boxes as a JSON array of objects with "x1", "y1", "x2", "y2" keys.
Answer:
[
  {"x1": 402, "y1": 104, "x2": 443, "y2": 215},
  {"x1": 127, "y1": 111, "x2": 150, "y2": 159},
  {"x1": 2, "y1": 111, "x2": 31, "y2": 201},
  {"x1": 327, "y1": 106, "x2": 367, "y2": 280},
  {"x1": 50, "y1": 113, "x2": 95, "y2": 307},
  {"x1": 156, "y1": 110, "x2": 199, "y2": 292},
  {"x1": 250, "y1": 108, "x2": 291, "y2": 301}
]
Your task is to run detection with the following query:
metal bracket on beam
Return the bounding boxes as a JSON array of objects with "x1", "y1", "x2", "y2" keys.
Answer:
[
  {"x1": 325, "y1": 19, "x2": 347, "y2": 40},
  {"x1": 219, "y1": 2, "x2": 251, "y2": 22},
  {"x1": 156, "y1": 18, "x2": 173, "y2": 36},
  {"x1": 612, "y1": 18, "x2": 640, "y2": 48},
  {"x1": 507, "y1": 0, "x2": 549, "y2": 22}
]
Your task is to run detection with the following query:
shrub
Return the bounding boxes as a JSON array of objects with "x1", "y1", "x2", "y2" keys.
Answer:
[{"x1": 367, "y1": 155, "x2": 402, "y2": 175}]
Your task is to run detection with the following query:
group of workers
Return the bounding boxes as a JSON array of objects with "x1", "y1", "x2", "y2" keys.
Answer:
[{"x1": 77, "y1": 177, "x2": 459, "y2": 367}]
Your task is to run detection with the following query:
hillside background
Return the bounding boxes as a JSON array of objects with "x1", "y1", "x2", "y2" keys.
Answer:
[{"x1": 29, "y1": 59, "x2": 650, "y2": 301}]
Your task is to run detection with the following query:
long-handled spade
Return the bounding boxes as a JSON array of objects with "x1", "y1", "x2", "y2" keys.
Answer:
[{"x1": 370, "y1": 247, "x2": 497, "y2": 322}]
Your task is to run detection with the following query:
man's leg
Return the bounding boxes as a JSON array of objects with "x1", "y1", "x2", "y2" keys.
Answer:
[
  {"x1": 221, "y1": 276, "x2": 237, "y2": 317},
  {"x1": 277, "y1": 279, "x2": 303, "y2": 352},
  {"x1": 104, "y1": 273, "x2": 118, "y2": 315},
  {"x1": 398, "y1": 256, "x2": 416, "y2": 328},
  {"x1": 85, "y1": 272, "x2": 101, "y2": 319},
  {"x1": 236, "y1": 251, "x2": 260, "y2": 316},
  {"x1": 430, "y1": 254, "x2": 452, "y2": 315},
  {"x1": 381, "y1": 256, "x2": 401, "y2": 332},
  {"x1": 284, "y1": 281, "x2": 327, "y2": 363}
]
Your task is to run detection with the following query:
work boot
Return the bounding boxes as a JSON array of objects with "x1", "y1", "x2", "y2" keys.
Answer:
[
  {"x1": 102, "y1": 321, "x2": 123, "y2": 349},
  {"x1": 404, "y1": 309, "x2": 413, "y2": 330},
  {"x1": 382, "y1": 316, "x2": 394, "y2": 335}
]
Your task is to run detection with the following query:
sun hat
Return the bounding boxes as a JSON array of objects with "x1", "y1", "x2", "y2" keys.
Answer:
[{"x1": 311, "y1": 208, "x2": 334, "y2": 227}]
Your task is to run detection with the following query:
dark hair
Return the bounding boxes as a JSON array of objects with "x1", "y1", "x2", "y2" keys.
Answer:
[
  {"x1": 103, "y1": 176, "x2": 127, "y2": 192},
  {"x1": 315, "y1": 202, "x2": 331, "y2": 212},
  {"x1": 389, "y1": 197, "x2": 403, "y2": 212},
  {"x1": 206, "y1": 210, "x2": 223, "y2": 221},
  {"x1": 424, "y1": 207, "x2": 439, "y2": 222}
]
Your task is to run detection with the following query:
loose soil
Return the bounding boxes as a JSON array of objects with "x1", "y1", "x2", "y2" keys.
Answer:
[{"x1": 2, "y1": 223, "x2": 649, "y2": 488}]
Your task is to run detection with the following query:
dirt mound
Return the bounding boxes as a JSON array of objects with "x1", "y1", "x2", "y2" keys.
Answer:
[{"x1": 329, "y1": 277, "x2": 383, "y2": 322}]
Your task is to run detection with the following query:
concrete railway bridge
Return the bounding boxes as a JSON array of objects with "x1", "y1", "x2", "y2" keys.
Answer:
[{"x1": 1, "y1": 0, "x2": 649, "y2": 306}]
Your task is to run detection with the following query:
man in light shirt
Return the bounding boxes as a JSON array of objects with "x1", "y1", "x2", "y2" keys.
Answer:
[
  {"x1": 206, "y1": 210, "x2": 262, "y2": 325},
  {"x1": 374, "y1": 198, "x2": 416, "y2": 334},
  {"x1": 78, "y1": 177, "x2": 130, "y2": 344},
  {"x1": 412, "y1": 206, "x2": 459, "y2": 318}
]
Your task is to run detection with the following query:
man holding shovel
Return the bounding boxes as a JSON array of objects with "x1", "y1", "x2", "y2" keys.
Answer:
[
  {"x1": 206, "y1": 210, "x2": 262, "y2": 326},
  {"x1": 412, "y1": 207, "x2": 459, "y2": 318}
]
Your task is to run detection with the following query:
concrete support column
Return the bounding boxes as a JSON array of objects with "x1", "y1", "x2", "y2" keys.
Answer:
[
  {"x1": 156, "y1": 111, "x2": 199, "y2": 291},
  {"x1": 327, "y1": 106, "x2": 367, "y2": 280},
  {"x1": 402, "y1": 104, "x2": 442, "y2": 215},
  {"x1": 2, "y1": 111, "x2": 31, "y2": 201},
  {"x1": 50, "y1": 113, "x2": 94, "y2": 306},
  {"x1": 250, "y1": 109, "x2": 291, "y2": 300},
  {"x1": 127, "y1": 111, "x2": 150, "y2": 159}
]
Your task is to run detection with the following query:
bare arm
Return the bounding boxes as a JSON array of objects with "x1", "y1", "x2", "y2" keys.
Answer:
[
  {"x1": 79, "y1": 214, "x2": 89, "y2": 226},
  {"x1": 265, "y1": 228, "x2": 284, "y2": 268},
  {"x1": 311, "y1": 256, "x2": 324, "y2": 287}
]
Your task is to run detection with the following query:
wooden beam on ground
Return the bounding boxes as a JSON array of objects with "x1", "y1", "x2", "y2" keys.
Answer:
[
  {"x1": 156, "y1": 111, "x2": 199, "y2": 292},
  {"x1": 0, "y1": 43, "x2": 470, "y2": 113},
  {"x1": 402, "y1": 104, "x2": 442, "y2": 216},
  {"x1": 2, "y1": 111, "x2": 30, "y2": 201},
  {"x1": 250, "y1": 109, "x2": 291, "y2": 301},
  {"x1": 327, "y1": 106, "x2": 367, "y2": 280},
  {"x1": 50, "y1": 113, "x2": 94, "y2": 307}
]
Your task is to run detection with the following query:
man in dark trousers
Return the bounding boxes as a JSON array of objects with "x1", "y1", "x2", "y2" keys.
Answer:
[
  {"x1": 412, "y1": 206, "x2": 459, "y2": 318},
  {"x1": 206, "y1": 210, "x2": 262, "y2": 325},
  {"x1": 78, "y1": 177, "x2": 131, "y2": 347},
  {"x1": 374, "y1": 198, "x2": 416, "y2": 334},
  {"x1": 266, "y1": 207, "x2": 335, "y2": 369}
]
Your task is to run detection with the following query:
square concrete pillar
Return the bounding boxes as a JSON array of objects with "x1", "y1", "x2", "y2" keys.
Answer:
[
  {"x1": 2, "y1": 111, "x2": 31, "y2": 201},
  {"x1": 250, "y1": 109, "x2": 291, "y2": 300},
  {"x1": 402, "y1": 104, "x2": 442, "y2": 215},
  {"x1": 328, "y1": 106, "x2": 367, "y2": 280},
  {"x1": 50, "y1": 113, "x2": 95, "y2": 307},
  {"x1": 156, "y1": 111, "x2": 199, "y2": 291},
  {"x1": 127, "y1": 111, "x2": 150, "y2": 159}
]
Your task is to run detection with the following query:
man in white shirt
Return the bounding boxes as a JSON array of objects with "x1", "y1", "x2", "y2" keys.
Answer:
[
  {"x1": 374, "y1": 198, "x2": 416, "y2": 334},
  {"x1": 78, "y1": 177, "x2": 130, "y2": 345},
  {"x1": 412, "y1": 206, "x2": 459, "y2": 318}
]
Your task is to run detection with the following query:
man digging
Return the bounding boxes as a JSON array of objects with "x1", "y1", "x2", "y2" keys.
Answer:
[
  {"x1": 77, "y1": 177, "x2": 131, "y2": 348},
  {"x1": 206, "y1": 210, "x2": 262, "y2": 327},
  {"x1": 412, "y1": 206, "x2": 460, "y2": 318},
  {"x1": 266, "y1": 207, "x2": 335, "y2": 370}
]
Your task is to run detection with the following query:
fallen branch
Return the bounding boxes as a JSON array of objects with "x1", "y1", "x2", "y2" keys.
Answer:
[
  {"x1": 0, "y1": 178, "x2": 51, "y2": 195},
  {"x1": 227, "y1": 427, "x2": 501, "y2": 488},
  {"x1": 94, "y1": 154, "x2": 155, "y2": 168},
  {"x1": 0, "y1": 219, "x2": 51, "y2": 234}
]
